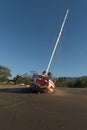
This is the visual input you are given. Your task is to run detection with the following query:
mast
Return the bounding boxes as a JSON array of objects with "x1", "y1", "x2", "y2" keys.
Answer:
[{"x1": 46, "y1": 9, "x2": 69, "y2": 73}]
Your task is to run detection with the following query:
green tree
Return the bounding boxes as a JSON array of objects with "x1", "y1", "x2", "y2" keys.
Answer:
[
  {"x1": 81, "y1": 78, "x2": 87, "y2": 88},
  {"x1": 55, "y1": 77, "x2": 69, "y2": 87},
  {"x1": 13, "y1": 74, "x2": 31, "y2": 85},
  {"x1": 72, "y1": 79, "x2": 82, "y2": 88},
  {"x1": 0, "y1": 65, "x2": 12, "y2": 78},
  {"x1": 13, "y1": 75, "x2": 22, "y2": 84},
  {"x1": 0, "y1": 76, "x2": 8, "y2": 83},
  {"x1": 0, "y1": 65, "x2": 12, "y2": 83},
  {"x1": 71, "y1": 77, "x2": 87, "y2": 88}
]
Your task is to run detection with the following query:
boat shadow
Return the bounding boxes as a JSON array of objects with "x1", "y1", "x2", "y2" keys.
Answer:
[{"x1": 0, "y1": 87, "x2": 38, "y2": 94}]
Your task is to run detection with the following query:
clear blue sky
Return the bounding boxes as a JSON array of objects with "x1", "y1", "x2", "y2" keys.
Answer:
[{"x1": 0, "y1": 0, "x2": 87, "y2": 77}]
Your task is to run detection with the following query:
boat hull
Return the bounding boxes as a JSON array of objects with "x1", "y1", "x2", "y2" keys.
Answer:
[{"x1": 30, "y1": 75, "x2": 55, "y2": 93}]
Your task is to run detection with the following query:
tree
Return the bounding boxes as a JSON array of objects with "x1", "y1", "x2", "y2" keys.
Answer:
[
  {"x1": 55, "y1": 77, "x2": 69, "y2": 87},
  {"x1": 13, "y1": 75, "x2": 22, "y2": 84},
  {"x1": 73, "y1": 78, "x2": 87, "y2": 88},
  {"x1": 13, "y1": 74, "x2": 31, "y2": 85},
  {"x1": 0, "y1": 76, "x2": 8, "y2": 83},
  {"x1": 0, "y1": 65, "x2": 12, "y2": 78}
]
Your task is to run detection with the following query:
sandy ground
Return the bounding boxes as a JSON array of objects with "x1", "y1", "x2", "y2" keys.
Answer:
[{"x1": 0, "y1": 86, "x2": 87, "y2": 130}]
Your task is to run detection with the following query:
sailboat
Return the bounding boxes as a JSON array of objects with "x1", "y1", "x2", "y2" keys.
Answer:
[{"x1": 29, "y1": 9, "x2": 69, "y2": 93}]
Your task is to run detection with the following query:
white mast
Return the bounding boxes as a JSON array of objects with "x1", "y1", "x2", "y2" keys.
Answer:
[{"x1": 46, "y1": 9, "x2": 69, "y2": 73}]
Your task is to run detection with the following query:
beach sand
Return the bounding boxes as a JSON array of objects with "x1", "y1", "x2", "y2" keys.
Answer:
[{"x1": 0, "y1": 87, "x2": 87, "y2": 130}]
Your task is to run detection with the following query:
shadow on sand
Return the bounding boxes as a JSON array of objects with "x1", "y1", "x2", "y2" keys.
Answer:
[{"x1": 0, "y1": 87, "x2": 39, "y2": 94}]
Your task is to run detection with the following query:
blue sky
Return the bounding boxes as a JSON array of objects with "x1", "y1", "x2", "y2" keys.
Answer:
[{"x1": 0, "y1": 0, "x2": 87, "y2": 77}]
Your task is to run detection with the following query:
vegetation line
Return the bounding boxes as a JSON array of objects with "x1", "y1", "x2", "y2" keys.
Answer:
[{"x1": 0, "y1": 65, "x2": 87, "y2": 88}]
